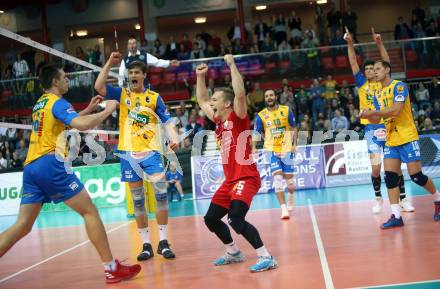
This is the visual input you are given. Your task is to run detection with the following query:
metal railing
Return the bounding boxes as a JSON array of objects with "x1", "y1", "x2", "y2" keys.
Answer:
[{"x1": 0, "y1": 36, "x2": 439, "y2": 110}]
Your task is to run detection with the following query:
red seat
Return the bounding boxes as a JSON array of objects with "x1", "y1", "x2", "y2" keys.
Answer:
[
  {"x1": 280, "y1": 60, "x2": 291, "y2": 70},
  {"x1": 163, "y1": 72, "x2": 176, "y2": 85},
  {"x1": 248, "y1": 63, "x2": 264, "y2": 76},
  {"x1": 207, "y1": 69, "x2": 219, "y2": 80},
  {"x1": 405, "y1": 49, "x2": 417, "y2": 62},
  {"x1": 150, "y1": 67, "x2": 163, "y2": 74},
  {"x1": 321, "y1": 57, "x2": 334, "y2": 70},
  {"x1": 319, "y1": 46, "x2": 330, "y2": 54},
  {"x1": 177, "y1": 71, "x2": 190, "y2": 82},
  {"x1": 335, "y1": 56, "x2": 349, "y2": 69},
  {"x1": 264, "y1": 62, "x2": 276, "y2": 71},
  {"x1": 149, "y1": 74, "x2": 161, "y2": 86}
]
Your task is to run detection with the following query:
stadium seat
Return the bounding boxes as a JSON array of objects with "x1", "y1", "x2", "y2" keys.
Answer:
[
  {"x1": 335, "y1": 56, "x2": 349, "y2": 69},
  {"x1": 322, "y1": 57, "x2": 334, "y2": 70},
  {"x1": 177, "y1": 71, "x2": 190, "y2": 83},
  {"x1": 150, "y1": 66, "x2": 164, "y2": 74},
  {"x1": 149, "y1": 74, "x2": 161, "y2": 87},
  {"x1": 264, "y1": 62, "x2": 276, "y2": 71},
  {"x1": 163, "y1": 72, "x2": 176, "y2": 85},
  {"x1": 207, "y1": 68, "x2": 219, "y2": 80},
  {"x1": 280, "y1": 60, "x2": 291, "y2": 70},
  {"x1": 405, "y1": 49, "x2": 417, "y2": 62}
]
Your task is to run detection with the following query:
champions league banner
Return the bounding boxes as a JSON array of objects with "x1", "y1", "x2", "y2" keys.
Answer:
[{"x1": 191, "y1": 146, "x2": 326, "y2": 199}]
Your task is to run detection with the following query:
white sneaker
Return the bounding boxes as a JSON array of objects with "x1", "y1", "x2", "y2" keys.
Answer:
[
  {"x1": 280, "y1": 208, "x2": 290, "y2": 220},
  {"x1": 287, "y1": 194, "x2": 294, "y2": 211},
  {"x1": 400, "y1": 197, "x2": 415, "y2": 212},
  {"x1": 372, "y1": 197, "x2": 383, "y2": 214}
]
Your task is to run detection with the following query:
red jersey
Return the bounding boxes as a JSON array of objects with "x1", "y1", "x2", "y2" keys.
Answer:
[{"x1": 215, "y1": 111, "x2": 260, "y2": 182}]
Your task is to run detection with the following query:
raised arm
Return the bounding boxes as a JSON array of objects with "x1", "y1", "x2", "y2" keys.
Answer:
[
  {"x1": 195, "y1": 63, "x2": 215, "y2": 121},
  {"x1": 95, "y1": 52, "x2": 121, "y2": 96},
  {"x1": 344, "y1": 27, "x2": 360, "y2": 75},
  {"x1": 78, "y1": 95, "x2": 104, "y2": 116},
  {"x1": 372, "y1": 27, "x2": 390, "y2": 63},
  {"x1": 224, "y1": 54, "x2": 247, "y2": 119}
]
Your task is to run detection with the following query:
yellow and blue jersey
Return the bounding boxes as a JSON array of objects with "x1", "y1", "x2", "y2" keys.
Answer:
[
  {"x1": 254, "y1": 105, "x2": 297, "y2": 153},
  {"x1": 374, "y1": 80, "x2": 418, "y2": 147},
  {"x1": 354, "y1": 71, "x2": 383, "y2": 125},
  {"x1": 105, "y1": 84, "x2": 170, "y2": 152},
  {"x1": 25, "y1": 93, "x2": 79, "y2": 165}
]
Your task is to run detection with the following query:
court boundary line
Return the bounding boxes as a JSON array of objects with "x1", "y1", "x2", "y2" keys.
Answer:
[
  {"x1": 308, "y1": 199, "x2": 335, "y2": 289},
  {"x1": 343, "y1": 278, "x2": 440, "y2": 289},
  {"x1": 0, "y1": 221, "x2": 131, "y2": 284}
]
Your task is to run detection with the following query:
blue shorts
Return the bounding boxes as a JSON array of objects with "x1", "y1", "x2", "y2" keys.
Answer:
[
  {"x1": 270, "y1": 152, "x2": 295, "y2": 174},
  {"x1": 22, "y1": 154, "x2": 84, "y2": 205},
  {"x1": 119, "y1": 151, "x2": 165, "y2": 182},
  {"x1": 364, "y1": 124, "x2": 386, "y2": 154},
  {"x1": 384, "y1": 140, "x2": 421, "y2": 163}
]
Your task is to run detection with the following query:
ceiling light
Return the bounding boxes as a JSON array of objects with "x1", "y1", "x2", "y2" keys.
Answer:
[
  {"x1": 0, "y1": 10, "x2": 4, "y2": 14},
  {"x1": 76, "y1": 30, "x2": 88, "y2": 37},
  {"x1": 194, "y1": 17, "x2": 206, "y2": 24},
  {"x1": 135, "y1": 24, "x2": 141, "y2": 30},
  {"x1": 255, "y1": 5, "x2": 267, "y2": 10},
  {"x1": 317, "y1": 0, "x2": 327, "y2": 4}
]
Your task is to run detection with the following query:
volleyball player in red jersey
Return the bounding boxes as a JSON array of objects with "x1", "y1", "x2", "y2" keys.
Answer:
[{"x1": 195, "y1": 55, "x2": 277, "y2": 273}]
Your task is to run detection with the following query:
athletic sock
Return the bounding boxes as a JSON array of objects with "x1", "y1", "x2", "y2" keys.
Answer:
[
  {"x1": 158, "y1": 224, "x2": 168, "y2": 241},
  {"x1": 225, "y1": 241, "x2": 240, "y2": 255},
  {"x1": 139, "y1": 227, "x2": 150, "y2": 244},
  {"x1": 391, "y1": 204, "x2": 401, "y2": 218},
  {"x1": 433, "y1": 191, "x2": 440, "y2": 202},
  {"x1": 104, "y1": 259, "x2": 117, "y2": 272},
  {"x1": 255, "y1": 246, "x2": 271, "y2": 257}
]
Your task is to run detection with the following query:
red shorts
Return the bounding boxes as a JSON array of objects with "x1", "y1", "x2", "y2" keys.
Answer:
[{"x1": 211, "y1": 177, "x2": 261, "y2": 209}]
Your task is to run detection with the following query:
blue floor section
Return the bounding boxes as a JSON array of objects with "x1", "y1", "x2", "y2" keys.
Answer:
[{"x1": 1, "y1": 178, "x2": 439, "y2": 232}]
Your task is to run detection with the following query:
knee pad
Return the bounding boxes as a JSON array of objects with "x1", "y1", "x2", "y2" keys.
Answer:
[
  {"x1": 204, "y1": 215, "x2": 221, "y2": 232},
  {"x1": 371, "y1": 175, "x2": 381, "y2": 191},
  {"x1": 286, "y1": 177, "x2": 296, "y2": 192},
  {"x1": 153, "y1": 181, "x2": 168, "y2": 211},
  {"x1": 384, "y1": 171, "x2": 399, "y2": 189},
  {"x1": 410, "y1": 171, "x2": 428, "y2": 187},
  {"x1": 273, "y1": 174, "x2": 284, "y2": 192},
  {"x1": 131, "y1": 186, "x2": 146, "y2": 216},
  {"x1": 228, "y1": 214, "x2": 246, "y2": 235}
]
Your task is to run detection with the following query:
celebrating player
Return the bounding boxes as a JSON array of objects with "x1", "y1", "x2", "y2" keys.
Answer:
[
  {"x1": 253, "y1": 89, "x2": 298, "y2": 220},
  {"x1": 196, "y1": 55, "x2": 277, "y2": 273},
  {"x1": 360, "y1": 60, "x2": 440, "y2": 229},
  {"x1": 95, "y1": 52, "x2": 180, "y2": 261},
  {"x1": 0, "y1": 64, "x2": 141, "y2": 283},
  {"x1": 345, "y1": 27, "x2": 414, "y2": 214}
]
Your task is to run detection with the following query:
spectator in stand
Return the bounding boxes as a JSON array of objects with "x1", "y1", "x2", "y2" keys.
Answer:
[
  {"x1": 94, "y1": 45, "x2": 104, "y2": 67},
  {"x1": 5, "y1": 127, "x2": 17, "y2": 143},
  {"x1": 190, "y1": 42, "x2": 205, "y2": 59},
  {"x1": 395, "y1": 17, "x2": 413, "y2": 40},
  {"x1": 412, "y1": 1, "x2": 426, "y2": 27},
  {"x1": 181, "y1": 33, "x2": 193, "y2": 52},
  {"x1": 300, "y1": 30, "x2": 320, "y2": 78},
  {"x1": 165, "y1": 36, "x2": 179, "y2": 59},
  {"x1": 166, "y1": 162, "x2": 184, "y2": 202},
  {"x1": 430, "y1": 77, "x2": 440, "y2": 101},
  {"x1": 315, "y1": 5, "x2": 328, "y2": 45},
  {"x1": 310, "y1": 79, "x2": 325, "y2": 122},
  {"x1": 273, "y1": 14, "x2": 288, "y2": 45},
  {"x1": 279, "y1": 84, "x2": 293, "y2": 105},
  {"x1": 342, "y1": 5, "x2": 358, "y2": 41},
  {"x1": 223, "y1": 74, "x2": 232, "y2": 87},
  {"x1": 288, "y1": 11, "x2": 302, "y2": 45},
  {"x1": 205, "y1": 44, "x2": 217, "y2": 58},
  {"x1": 209, "y1": 31, "x2": 222, "y2": 54},
  {"x1": 177, "y1": 43, "x2": 190, "y2": 60},
  {"x1": 0, "y1": 152, "x2": 7, "y2": 170},
  {"x1": 10, "y1": 151, "x2": 22, "y2": 168},
  {"x1": 0, "y1": 117, "x2": 7, "y2": 139},
  {"x1": 21, "y1": 48, "x2": 36, "y2": 75},
  {"x1": 185, "y1": 112, "x2": 203, "y2": 143},
  {"x1": 260, "y1": 35, "x2": 276, "y2": 61},
  {"x1": 291, "y1": 44, "x2": 306, "y2": 73},
  {"x1": 247, "y1": 82, "x2": 265, "y2": 113},
  {"x1": 254, "y1": 16, "x2": 270, "y2": 51},
  {"x1": 416, "y1": 82, "x2": 431, "y2": 110},
  {"x1": 15, "y1": 139, "x2": 27, "y2": 163},
  {"x1": 430, "y1": 101, "x2": 440, "y2": 125},
  {"x1": 75, "y1": 46, "x2": 86, "y2": 61},
  {"x1": 331, "y1": 29, "x2": 347, "y2": 55},
  {"x1": 285, "y1": 92, "x2": 296, "y2": 113},
  {"x1": 228, "y1": 18, "x2": 247, "y2": 44},
  {"x1": 278, "y1": 40, "x2": 292, "y2": 61},
  {"x1": 349, "y1": 109, "x2": 362, "y2": 132},
  {"x1": 12, "y1": 54, "x2": 30, "y2": 78},
  {"x1": 194, "y1": 34, "x2": 207, "y2": 52},
  {"x1": 175, "y1": 107, "x2": 188, "y2": 129},
  {"x1": 327, "y1": 2, "x2": 342, "y2": 39},
  {"x1": 231, "y1": 39, "x2": 246, "y2": 55},
  {"x1": 1, "y1": 141, "x2": 13, "y2": 164},
  {"x1": 219, "y1": 43, "x2": 231, "y2": 56},
  {"x1": 322, "y1": 75, "x2": 337, "y2": 103},
  {"x1": 199, "y1": 30, "x2": 212, "y2": 47},
  {"x1": 422, "y1": 117, "x2": 435, "y2": 131},
  {"x1": 152, "y1": 39, "x2": 165, "y2": 58},
  {"x1": 331, "y1": 109, "x2": 349, "y2": 132},
  {"x1": 295, "y1": 86, "x2": 310, "y2": 118}
]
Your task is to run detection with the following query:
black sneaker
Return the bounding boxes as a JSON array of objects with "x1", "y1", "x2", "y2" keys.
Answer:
[
  {"x1": 157, "y1": 240, "x2": 175, "y2": 259},
  {"x1": 137, "y1": 243, "x2": 154, "y2": 261}
]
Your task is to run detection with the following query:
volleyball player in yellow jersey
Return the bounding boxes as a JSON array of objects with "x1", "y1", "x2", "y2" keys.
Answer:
[
  {"x1": 0, "y1": 64, "x2": 141, "y2": 283},
  {"x1": 361, "y1": 60, "x2": 440, "y2": 229},
  {"x1": 253, "y1": 89, "x2": 298, "y2": 220},
  {"x1": 345, "y1": 27, "x2": 414, "y2": 214},
  {"x1": 95, "y1": 53, "x2": 180, "y2": 260}
]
